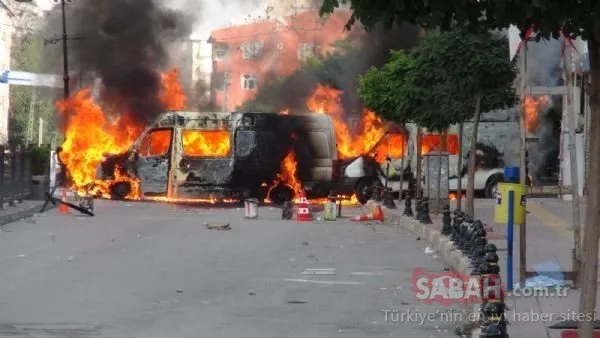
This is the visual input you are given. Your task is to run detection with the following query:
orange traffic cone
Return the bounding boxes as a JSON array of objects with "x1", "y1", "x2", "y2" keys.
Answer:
[
  {"x1": 296, "y1": 190, "x2": 312, "y2": 221},
  {"x1": 350, "y1": 212, "x2": 371, "y2": 221},
  {"x1": 351, "y1": 202, "x2": 385, "y2": 222},
  {"x1": 371, "y1": 204, "x2": 384, "y2": 221},
  {"x1": 58, "y1": 187, "x2": 70, "y2": 215}
]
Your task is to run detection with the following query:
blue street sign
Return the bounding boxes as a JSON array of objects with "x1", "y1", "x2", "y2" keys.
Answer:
[{"x1": 0, "y1": 70, "x2": 9, "y2": 84}]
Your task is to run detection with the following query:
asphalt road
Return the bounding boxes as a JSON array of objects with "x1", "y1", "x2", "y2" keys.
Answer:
[{"x1": 0, "y1": 201, "x2": 457, "y2": 338}]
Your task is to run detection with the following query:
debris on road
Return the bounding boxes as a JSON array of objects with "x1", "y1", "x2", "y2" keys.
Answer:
[
  {"x1": 287, "y1": 300, "x2": 307, "y2": 304},
  {"x1": 248, "y1": 291, "x2": 256, "y2": 295},
  {"x1": 205, "y1": 222, "x2": 231, "y2": 231},
  {"x1": 18, "y1": 254, "x2": 25, "y2": 258},
  {"x1": 176, "y1": 289, "x2": 183, "y2": 293},
  {"x1": 301, "y1": 268, "x2": 336, "y2": 275},
  {"x1": 302, "y1": 241, "x2": 309, "y2": 246},
  {"x1": 67, "y1": 256, "x2": 74, "y2": 262}
]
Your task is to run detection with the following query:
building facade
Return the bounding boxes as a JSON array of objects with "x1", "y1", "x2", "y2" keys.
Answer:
[
  {"x1": 208, "y1": 9, "x2": 352, "y2": 111},
  {"x1": 0, "y1": 1, "x2": 13, "y2": 143}
]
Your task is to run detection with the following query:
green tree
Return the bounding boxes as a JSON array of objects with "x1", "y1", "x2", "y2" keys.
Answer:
[
  {"x1": 320, "y1": 1, "x2": 599, "y2": 335},
  {"x1": 359, "y1": 30, "x2": 516, "y2": 216},
  {"x1": 9, "y1": 33, "x2": 58, "y2": 145},
  {"x1": 358, "y1": 50, "x2": 416, "y2": 124}
]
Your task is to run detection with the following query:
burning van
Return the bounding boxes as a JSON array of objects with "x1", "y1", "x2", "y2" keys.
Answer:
[{"x1": 95, "y1": 111, "x2": 338, "y2": 202}]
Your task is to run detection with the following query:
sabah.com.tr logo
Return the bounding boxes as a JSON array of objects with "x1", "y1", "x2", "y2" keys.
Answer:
[{"x1": 411, "y1": 268, "x2": 503, "y2": 306}]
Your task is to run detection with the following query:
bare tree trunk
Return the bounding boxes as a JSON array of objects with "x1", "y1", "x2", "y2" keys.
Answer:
[
  {"x1": 579, "y1": 33, "x2": 600, "y2": 338},
  {"x1": 465, "y1": 96, "x2": 482, "y2": 217},
  {"x1": 457, "y1": 122, "x2": 464, "y2": 210}
]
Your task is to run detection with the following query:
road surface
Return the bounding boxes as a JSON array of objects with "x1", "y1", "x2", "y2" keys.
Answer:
[{"x1": 0, "y1": 201, "x2": 456, "y2": 338}]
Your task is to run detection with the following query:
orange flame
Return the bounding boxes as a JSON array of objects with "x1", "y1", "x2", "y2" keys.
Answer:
[
  {"x1": 271, "y1": 150, "x2": 303, "y2": 196},
  {"x1": 58, "y1": 68, "x2": 187, "y2": 199},
  {"x1": 182, "y1": 130, "x2": 231, "y2": 157},
  {"x1": 524, "y1": 95, "x2": 550, "y2": 133},
  {"x1": 306, "y1": 84, "x2": 404, "y2": 159},
  {"x1": 420, "y1": 134, "x2": 459, "y2": 155}
]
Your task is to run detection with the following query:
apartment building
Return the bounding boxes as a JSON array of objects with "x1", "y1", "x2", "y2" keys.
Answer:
[{"x1": 207, "y1": 9, "x2": 351, "y2": 111}]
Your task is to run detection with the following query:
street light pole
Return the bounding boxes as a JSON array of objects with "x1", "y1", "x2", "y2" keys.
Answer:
[{"x1": 61, "y1": 0, "x2": 69, "y2": 100}]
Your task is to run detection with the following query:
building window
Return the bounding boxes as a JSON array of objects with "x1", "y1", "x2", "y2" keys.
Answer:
[
  {"x1": 241, "y1": 74, "x2": 258, "y2": 90},
  {"x1": 297, "y1": 43, "x2": 315, "y2": 61},
  {"x1": 214, "y1": 43, "x2": 228, "y2": 60},
  {"x1": 240, "y1": 40, "x2": 263, "y2": 59},
  {"x1": 213, "y1": 72, "x2": 228, "y2": 91}
]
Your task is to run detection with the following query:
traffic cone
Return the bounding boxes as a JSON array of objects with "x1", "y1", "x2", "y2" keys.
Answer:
[
  {"x1": 296, "y1": 190, "x2": 312, "y2": 221},
  {"x1": 58, "y1": 187, "x2": 70, "y2": 215},
  {"x1": 371, "y1": 204, "x2": 384, "y2": 221},
  {"x1": 350, "y1": 212, "x2": 371, "y2": 221}
]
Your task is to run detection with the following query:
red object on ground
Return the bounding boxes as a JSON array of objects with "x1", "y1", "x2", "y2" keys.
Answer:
[{"x1": 296, "y1": 191, "x2": 312, "y2": 221}]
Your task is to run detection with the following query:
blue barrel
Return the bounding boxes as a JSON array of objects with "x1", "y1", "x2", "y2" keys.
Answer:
[{"x1": 503, "y1": 167, "x2": 519, "y2": 183}]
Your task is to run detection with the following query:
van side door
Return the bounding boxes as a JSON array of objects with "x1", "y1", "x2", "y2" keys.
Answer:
[{"x1": 135, "y1": 128, "x2": 173, "y2": 195}]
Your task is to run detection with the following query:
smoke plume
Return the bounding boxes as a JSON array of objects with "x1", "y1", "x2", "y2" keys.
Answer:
[
  {"x1": 526, "y1": 39, "x2": 563, "y2": 181},
  {"x1": 42, "y1": 0, "x2": 195, "y2": 125},
  {"x1": 243, "y1": 21, "x2": 420, "y2": 116}
]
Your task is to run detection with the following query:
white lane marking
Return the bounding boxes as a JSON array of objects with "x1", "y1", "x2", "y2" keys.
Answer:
[{"x1": 284, "y1": 278, "x2": 363, "y2": 285}]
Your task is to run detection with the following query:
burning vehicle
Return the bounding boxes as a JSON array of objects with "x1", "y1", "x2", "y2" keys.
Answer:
[{"x1": 94, "y1": 111, "x2": 339, "y2": 203}]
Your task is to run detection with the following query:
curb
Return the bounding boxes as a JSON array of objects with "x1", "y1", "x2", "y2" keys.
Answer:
[
  {"x1": 383, "y1": 208, "x2": 479, "y2": 336},
  {"x1": 0, "y1": 202, "x2": 53, "y2": 226}
]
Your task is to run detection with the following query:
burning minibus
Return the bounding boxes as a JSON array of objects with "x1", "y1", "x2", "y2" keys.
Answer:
[{"x1": 95, "y1": 111, "x2": 339, "y2": 202}]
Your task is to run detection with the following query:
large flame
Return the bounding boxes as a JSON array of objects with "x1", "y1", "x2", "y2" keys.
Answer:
[
  {"x1": 58, "y1": 68, "x2": 186, "y2": 198},
  {"x1": 182, "y1": 130, "x2": 231, "y2": 157},
  {"x1": 265, "y1": 84, "x2": 407, "y2": 204},
  {"x1": 421, "y1": 134, "x2": 459, "y2": 155},
  {"x1": 305, "y1": 84, "x2": 403, "y2": 159},
  {"x1": 524, "y1": 95, "x2": 550, "y2": 133}
]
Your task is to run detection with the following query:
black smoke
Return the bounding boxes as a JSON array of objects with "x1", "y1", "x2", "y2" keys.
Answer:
[
  {"x1": 240, "y1": 22, "x2": 420, "y2": 117},
  {"x1": 42, "y1": 0, "x2": 194, "y2": 125}
]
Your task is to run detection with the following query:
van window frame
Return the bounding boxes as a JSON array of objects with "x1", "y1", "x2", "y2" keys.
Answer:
[{"x1": 137, "y1": 128, "x2": 173, "y2": 157}]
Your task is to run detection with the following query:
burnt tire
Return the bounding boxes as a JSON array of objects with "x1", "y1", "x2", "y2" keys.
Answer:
[
  {"x1": 268, "y1": 184, "x2": 295, "y2": 205},
  {"x1": 110, "y1": 181, "x2": 132, "y2": 200},
  {"x1": 484, "y1": 176, "x2": 500, "y2": 199},
  {"x1": 355, "y1": 178, "x2": 382, "y2": 205}
]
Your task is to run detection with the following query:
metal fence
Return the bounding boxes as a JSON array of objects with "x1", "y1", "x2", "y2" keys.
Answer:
[{"x1": 0, "y1": 145, "x2": 32, "y2": 208}]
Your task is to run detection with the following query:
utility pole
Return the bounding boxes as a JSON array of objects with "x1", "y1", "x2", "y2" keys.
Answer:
[
  {"x1": 61, "y1": 0, "x2": 70, "y2": 102},
  {"x1": 38, "y1": 117, "x2": 43, "y2": 145},
  {"x1": 25, "y1": 90, "x2": 36, "y2": 144},
  {"x1": 517, "y1": 40, "x2": 527, "y2": 285}
]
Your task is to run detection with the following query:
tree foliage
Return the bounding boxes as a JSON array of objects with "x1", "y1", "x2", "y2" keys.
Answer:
[
  {"x1": 358, "y1": 30, "x2": 516, "y2": 131},
  {"x1": 320, "y1": 0, "x2": 597, "y2": 41},
  {"x1": 357, "y1": 50, "x2": 416, "y2": 124}
]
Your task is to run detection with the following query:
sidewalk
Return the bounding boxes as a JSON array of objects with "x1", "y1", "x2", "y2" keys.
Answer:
[
  {"x1": 384, "y1": 197, "x2": 599, "y2": 337},
  {"x1": 0, "y1": 200, "x2": 52, "y2": 226}
]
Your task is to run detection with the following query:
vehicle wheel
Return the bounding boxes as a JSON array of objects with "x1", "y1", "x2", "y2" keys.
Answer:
[
  {"x1": 484, "y1": 176, "x2": 499, "y2": 199},
  {"x1": 268, "y1": 184, "x2": 295, "y2": 205},
  {"x1": 355, "y1": 178, "x2": 381, "y2": 205},
  {"x1": 110, "y1": 182, "x2": 132, "y2": 200}
]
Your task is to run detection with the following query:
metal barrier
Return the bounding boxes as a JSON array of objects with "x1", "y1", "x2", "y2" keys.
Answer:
[{"x1": 0, "y1": 145, "x2": 32, "y2": 208}]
